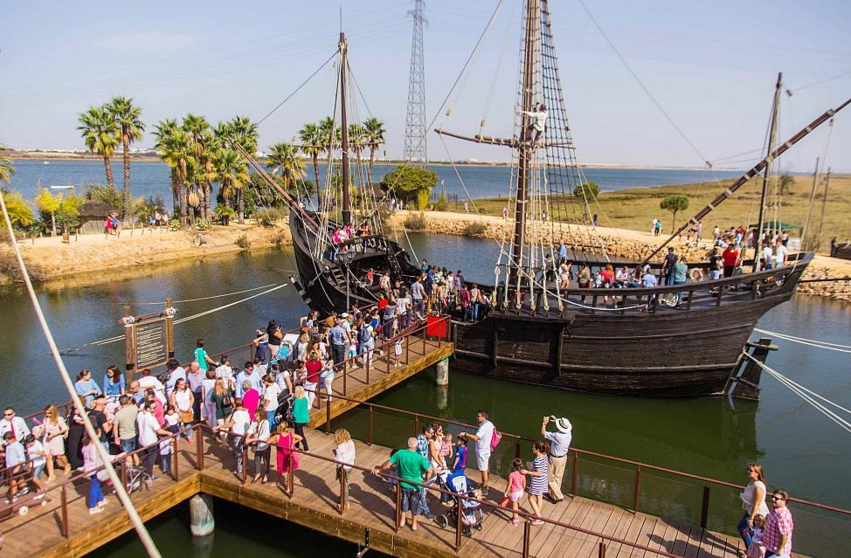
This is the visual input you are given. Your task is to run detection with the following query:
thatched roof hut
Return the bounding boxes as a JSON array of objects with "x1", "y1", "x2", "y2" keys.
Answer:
[{"x1": 79, "y1": 199, "x2": 118, "y2": 219}]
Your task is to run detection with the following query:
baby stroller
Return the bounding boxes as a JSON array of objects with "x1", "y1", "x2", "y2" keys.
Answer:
[
  {"x1": 123, "y1": 465, "x2": 153, "y2": 493},
  {"x1": 434, "y1": 471, "x2": 484, "y2": 536}
]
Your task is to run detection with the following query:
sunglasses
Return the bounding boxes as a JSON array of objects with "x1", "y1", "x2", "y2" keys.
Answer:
[{"x1": 771, "y1": 496, "x2": 786, "y2": 501}]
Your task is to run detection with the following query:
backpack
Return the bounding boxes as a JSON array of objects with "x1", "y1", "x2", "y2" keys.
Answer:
[
  {"x1": 489, "y1": 425, "x2": 502, "y2": 452},
  {"x1": 359, "y1": 324, "x2": 372, "y2": 344}
]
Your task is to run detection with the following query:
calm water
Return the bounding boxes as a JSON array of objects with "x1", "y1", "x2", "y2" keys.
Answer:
[
  {"x1": 0, "y1": 234, "x2": 847, "y2": 556},
  {"x1": 5, "y1": 159, "x2": 742, "y2": 204}
]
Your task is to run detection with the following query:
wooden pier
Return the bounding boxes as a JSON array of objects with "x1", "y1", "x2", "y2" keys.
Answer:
[{"x1": 0, "y1": 427, "x2": 800, "y2": 558}]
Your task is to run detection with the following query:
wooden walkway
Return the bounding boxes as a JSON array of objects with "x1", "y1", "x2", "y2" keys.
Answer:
[
  {"x1": 0, "y1": 428, "x2": 795, "y2": 558},
  {"x1": 308, "y1": 333, "x2": 453, "y2": 428}
]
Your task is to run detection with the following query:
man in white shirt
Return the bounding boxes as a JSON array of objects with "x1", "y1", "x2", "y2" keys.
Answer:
[
  {"x1": 215, "y1": 356, "x2": 236, "y2": 392},
  {"x1": 137, "y1": 401, "x2": 169, "y2": 478},
  {"x1": 541, "y1": 416, "x2": 573, "y2": 503},
  {"x1": 460, "y1": 410, "x2": 495, "y2": 492},
  {"x1": 235, "y1": 362, "x2": 262, "y2": 398},
  {"x1": 165, "y1": 359, "x2": 186, "y2": 399},
  {"x1": 0, "y1": 407, "x2": 30, "y2": 442},
  {"x1": 138, "y1": 369, "x2": 166, "y2": 404},
  {"x1": 773, "y1": 240, "x2": 788, "y2": 268},
  {"x1": 220, "y1": 398, "x2": 251, "y2": 475}
]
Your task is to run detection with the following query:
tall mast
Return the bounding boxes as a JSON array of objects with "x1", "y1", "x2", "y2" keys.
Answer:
[
  {"x1": 752, "y1": 72, "x2": 783, "y2": 272},
  {"x1": 510, "y1": 0, "x2": 540, "y2": 284},
  {"x1": 340, "y1": 32, "x2": 351, "y2": 227}
]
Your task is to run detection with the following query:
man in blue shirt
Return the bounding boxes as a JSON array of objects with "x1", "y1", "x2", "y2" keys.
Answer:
[
  {"x1": 328, "y1": 319, "x2": 347, "y2": 366},
  {"x1": 235, "y1": 362, "x2": 262, "y2": 398}
]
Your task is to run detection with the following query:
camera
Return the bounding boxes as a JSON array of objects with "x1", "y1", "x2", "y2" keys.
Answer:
[{"x1": 548, "y1": 415, "x2": 557, "y2": 422}]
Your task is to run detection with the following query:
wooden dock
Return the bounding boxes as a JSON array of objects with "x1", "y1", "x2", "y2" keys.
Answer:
[{"x1": 0, "y1": 428, "x2": 783, "y2": 558}]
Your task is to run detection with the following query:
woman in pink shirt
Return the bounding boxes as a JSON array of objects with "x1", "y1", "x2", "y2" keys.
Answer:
[{"x1": 503, "y1": 458, "x2": 526, "y2": 525}]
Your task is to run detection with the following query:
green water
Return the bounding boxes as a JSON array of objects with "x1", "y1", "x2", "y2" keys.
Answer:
[{"x1": 0, "y1": 235, "x2": 848, "y2": 556}]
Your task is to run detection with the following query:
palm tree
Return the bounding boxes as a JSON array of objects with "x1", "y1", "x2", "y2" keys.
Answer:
[
  {"x1": 363, "y1": 117, "x2": 386, "y2": 183},
  {"x1": 182, "y1": 114, "x2": 212, "y2": 220},
  {"x1": 214, "y1": 149, "x2": 249, "y2": 223},
  {"x1": 227, "y1": 116, "x2": 258, "y2": 221},
  {"x1": 318, "y1": 116, "x2": 339, "y2": 163},
  {"x1": 299, "y1": 123, "x2": 322, "y2": 188},
  {"x1": 267, "y1": 142, "x2": 306, "y2": 194},
  {"x1": 199, "y1": 132, "x2": 219, "y2": 221},
  {"x1": 78, "y1": 106, "x2": 119, "y2": 190},
  {"x1": 107, "y1": 97, "x2": 145, "y2": 219},
  {"x1": 0, "y1": 144, "x2": 15, "y2": 185},
  {"x1": 152, "y1": 118, "x2": 181, "y2": 217},
  {"x1": 159, "y1": 130, "x2": 195, "y2": 226}
]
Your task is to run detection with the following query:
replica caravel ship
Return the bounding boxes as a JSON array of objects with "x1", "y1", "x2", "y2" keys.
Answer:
[{"x1": 243, "y1": 1, "x2": 850, "y2": 396}]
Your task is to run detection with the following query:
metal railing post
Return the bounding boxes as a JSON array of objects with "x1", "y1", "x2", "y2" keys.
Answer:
[
  {"x1": 522, "y1": 519, "x2": 531, "y2": 558},
  {"x1": 455, "y1": 493, "x2": 463, "y2": 550},
  {"x1": 368, "y1": 406, "x2": 374, "y2": 446},
  {"x1": 61, "y1": 485, "x2": 69, "y2": 538},
  {"x1": 326, "y1": 396, "x2": 332, "y2": 433},
  {"x1": 633, "y1": 468, "x2": 642, "y2": 511},
  {"x1": 406, "y1": 333, "x2": 410, "y2": 364},
  {"x1": 242, "y1": 442, "x2": 248, "y2": 484},
  {"x1": 287, "y1": 451, "x2": 295, "y2": 497},
  {"x1": 195, "y1": 424, "x2": 204, "y2": 471},
  {"x1": 339, "y1": 466, "x2": 347, "y2": 515},
  {"x1": 700, "y1": 485, "x2": 711, "y2": 528},
  {"x1": 515, "y1": 438, "x2": 521, "y2": 459},
  {"x1": 598, "y1": 541, "x2": 607, "y2": 558},
  {"x1": 365, "y1": 353, "x2": 370, "y2": 384},
  {"x1": 572, "y1": 452, "x2": 579, "y2": 496},
  {"x1": 173, "y1": 435, "x2": 179, "y2": 480},
  {"x1": 343, "y1": 359, "x2": 348, "y2": 396},
  {"x1": 395, "y1": 480, "x2": 402, "y2": 531}
]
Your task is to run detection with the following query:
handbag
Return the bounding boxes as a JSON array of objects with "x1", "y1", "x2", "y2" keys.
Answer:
[
  {"x1": 499, "y1": 495, "x2": 511, "y2": 507},
  {"x1": 179, "y1": 410, "x2": 194, "y2": 423}
]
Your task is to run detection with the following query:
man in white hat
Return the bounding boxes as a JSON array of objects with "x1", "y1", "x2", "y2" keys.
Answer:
[{"x1": 541, "y1": 415, "x2": 572, "y2": 503}]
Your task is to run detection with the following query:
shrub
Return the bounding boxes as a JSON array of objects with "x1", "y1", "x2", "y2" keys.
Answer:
[
  {"x1": 196, "y1": 219, "x2": 210, "y2": 231},
  {"x1": 169, "y1": 219, "x2": 181, "y2": 231},
  {"x1": 463, "y1": 221, "x2": 488, "y2": 237},
  {"x1": 403, "y1": 211, "x2": 428, "y2": 231},
  {"x1": 256, "y1": 207, "x2": 285, "y2": 227},
  {"x1": 235, "y1": 234, "x2": 251, "y2": 250},
  {"x1": 573, "y1": 181, "x2": 601, "y2": 200},
  {"x1": 432, "y1": 195, "x2": 449, "y2": 212},
  {"x1": 272, "y1": 229, "x2": 288, "y2": 248}
]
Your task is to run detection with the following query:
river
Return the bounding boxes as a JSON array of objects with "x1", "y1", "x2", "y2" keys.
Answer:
[
  {"x1": 1, "y1": 234, "x2": 848, "y2": 557},
  {"x1": 5, "y1": 159, "x2": 743, "y2": 202}
]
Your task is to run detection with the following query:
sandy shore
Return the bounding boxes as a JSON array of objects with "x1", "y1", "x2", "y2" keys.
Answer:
[{"x1": 0, "y1": 222, "x2": 291, "y2": 286}]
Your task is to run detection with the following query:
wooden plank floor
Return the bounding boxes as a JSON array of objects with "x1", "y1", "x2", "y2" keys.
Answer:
[
  {"x1": 308, "y1": 336, "x2": 453, "y2": 427},
  {"x1": 0, "y1": 428, "x2": 808, "y2": 558}
]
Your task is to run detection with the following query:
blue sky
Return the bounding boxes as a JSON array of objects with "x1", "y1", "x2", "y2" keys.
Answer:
[{"x1": 0, "y1": 0, "x2": 849, "y2": 171}]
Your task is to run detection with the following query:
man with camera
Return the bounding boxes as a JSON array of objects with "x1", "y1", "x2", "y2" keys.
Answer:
[{"x1": 541, "y1": 415, "x2": 572, "y2": 503}]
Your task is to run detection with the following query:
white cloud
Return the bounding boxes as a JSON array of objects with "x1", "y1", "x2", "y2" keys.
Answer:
[{"x1": 92, "y1": 32, "x2": 202, "y2": 52}]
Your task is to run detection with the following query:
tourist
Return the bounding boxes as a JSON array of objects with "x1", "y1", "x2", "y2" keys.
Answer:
[
  {"x1": 66, "y1": 407, "x2": 86, "y2": 470},
  {"x1": 170, "y1": 378, "x2": 194, "y2": 441},
  {"x1": 521, "y1": 440, "x2": 550, "y2": 525},
  {"x1": 318, "y1": 357, "x2": 335, "y2": 407},
  {"x1": 138, "y1": 368, "x2": 166, "y2": 404},
  {"x1": 334, "y1": 428, "x2": 356, "y2": 509},
  {"x1": 261, "y1": 374, "x2": 281, "y2": 430},
  {"x1": 129, "y1": 380, "x2": 145, "y2": 405},
  {"x1": 112, "y1": 395, "x2": 139, "y2": 467},
  {"x1": 74, "y1": 369, "x2": 102, "y2": 408},
  {"x1": 302, "y1": 350, "x2": 324, "y2": 409},
  {"x1": 459, "y1": 283, "x2": 472, "y2": 321},
  {"x1": 200, "y1": 370, "x2": 217, "y2": 426},
  {"x1": 558, "y1": 261, "x2": 571, "y2": 290},
  {"x1": 470, "y1": 284, "x2": 482, "y2": 321},
  {"x1": 709, "y1": 248, "x2": 722, "y2": 280},
  {"x1": 267, "y1": 320, "x2": 284, "y2": 359},
  {"x1": 291, "y1": 386, "x2": 310, "y2": 452},
  {"x1": 763, "y1": 490, "x2": 794, "y2": 558},
  {"x1": 136, "y1": 400, "x2": 169, "y2": 480},
  {"x1": 459, "y1": 410, "x2": 495, "y2": 493},
  {"x1": 414, "y1": 425, "x2": 436, "y2": 519},
  {"x1": 3, "y1": 431, "x2": 27, "y2": 502},
  {"x1": 328, "y1": 318, "x2": 347, "y2": 366},
  {"x1": 723, "y1": 244, "x2": 740, "y2": 278},
  {"x1": 373, "y1": 437, "x2": 434, "y2": 532},
  {"x1": 235, "y1": 361, "x2": 262, "y2": 398},
  {"x1": 88, "y1": 396, "x2": 112, "y2": 451},
  {"x1": 541, "y1": 415, "x2": 572, "y2": 504},
  {"x1": 81, "y1": 428, "x2": 108, "y2": 514},
  {"x1": 218, "y1": 397, "x2": 250, "y2": 476},
  {"x1": 503, "y1": 458, "x2": 526, "y2": 525},
  {"x1": 194, "y1": 338, "x2": 218, "y2": 371},
  {"x1": 452, "y1": 435, "x2": 468, "y2": 473},
  {"x1": 673, "y1": 257, "x2": 688, "y2": 305},
  {"x1": 747, "y1": 514, "x2": 767, "y2": 558},
  {"x1": 0, "y1": 407, "x2": 30, "y2": 443},
  {"x1": 187, "y1": 361, "x2": 205, "y2": 421},
  {"x1": 761, "y1": 241, "x2": 774, "y2": 270},
  {"x1": 246, "y1": 408, "x2": 271, "y2": 483},
  {"x1": 593, "y1": 213, "x2": 598, "y2": 227},
  {"x1": 158, "y1": 419, "x2": 175, "y2": 477},
  {"x1": 209, "y1": 378, "x2": 232, "y2": 442},
  {"x1": 273, "y1": 362, "x2": 294, "y2": 399},
  {"x1": 411, "y1": 276, "x2": 425, "y2": 319},
  {"x1": 661, "y1": 247, "x2": 677, "y2": 286},
  {"x1": 215, "y1": 355, "x2": 236, "y2": 393},
  {"x1": 102, "y1": 365, "x2": 125, "y2": 400},
  {"x1": 145, "y1": 390, "x2": 165, "y2": 426},
  {"x1": 357, "y1": 314, "x2": 376, "y2": 366},
  {"x1": 266, "y1": 421, "x2": 302, "y2": 485},
  {"x1": 42, "y1": 404, "x2": 70, "y2": 475},
  {"x1": 738, "y1": 463, "x2": 770, "y2": 547},
  {"x1": 773, "y1": 239, "x2": 788, "y2": 268},
  {"x1": 164, "y1": 358, "x2": 187, "y2": 399},
  {"x1": 24, "y1": 434, "x2": 47, "y2": 492},
  {"x1": 242, "y1": 379, "x2": 261, "y2": 422}
]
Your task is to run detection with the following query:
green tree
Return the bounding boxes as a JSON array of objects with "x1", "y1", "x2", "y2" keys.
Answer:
[
  {"x1": 1, "y1": 191, "x2": 34, "y2": 229},
  {"x1": 779, "y1": 173, "x2": 795, "y2": 196},
  {"x1": 83, "y1": 183, "x2": 125, "y2": 212},
  {"x1": 363, "y1": 117, "x2": 385, "y2": 183},
  {"x1": 213, "y1": 203, "x2": 235, "y2": 225},
  {"x1": 159, "y1": 130, "x2": 196, "y2": 225},
  {"x1": 318, "y1": 116, "x2": 340, "y2": 163},
  {"x1": 379, "y1": 165, "x2": 438, "y2": 210},
  {"x1": 659, "y1": 194, "x2": 690, "y2": 232},
  {"x1": 152, "y1": 118, "x2": 181, "y2": 215},
  {"x1": 268, "y1": 142, "x2": 306, "y2": 192},
  {"x1": 215, "y1": 149, "x2": 249, "y2": 223},
  {"x1": 78, "y1": 106, "x2": 119, "y2": 190},
  {"x1": 573, "y1": 181, "x2": 601, "y2": 200},
  {"x1": 134, "y1": 194, "x2": 166, "y2": 224},
  {"x1": 0, "y1": 144, "x2": 15, "y2": 185},
  {"x1": 299, "y1": 123, "x2": 322, "y2": 188},
  {"x1": 107, "y1": 97, "x2": 145, "y2": 218},
  {"x1": 227, "y1": 116, "x2": 258, "y2": 221},
  {"x1": 56, "y1": 195, "x2": 83, "y2": 232},
  {"x1": 182, "y1": 114, "x2": 212, "y2": 220},
  {"x1": 34, "y1": 187, "x2": 62, "y2": 236}
]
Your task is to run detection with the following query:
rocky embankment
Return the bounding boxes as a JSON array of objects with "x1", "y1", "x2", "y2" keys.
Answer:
[{"x1": 390, "y1": 211, "x2": 851, "y2": 303}]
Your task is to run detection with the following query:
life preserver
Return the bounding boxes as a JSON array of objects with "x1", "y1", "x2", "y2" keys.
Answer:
[{"x1": 690, "y1": 268, "x2": 705, "y2": 282}]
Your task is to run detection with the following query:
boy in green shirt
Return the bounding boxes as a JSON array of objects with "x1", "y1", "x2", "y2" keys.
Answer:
[{"x1": 374, "y1": 437, "x2": 434, "y2": 531}]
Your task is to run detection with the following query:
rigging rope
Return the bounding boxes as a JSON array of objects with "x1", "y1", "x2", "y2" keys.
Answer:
[
  {"x1": 742, "y1": 352, "x2": 851, "y2": 435},
  {"x1": 257, "y1": 51, "x2": 338, "y2": 125},
  {"x1": 0, "y1": 193, "x2": 163, "y2": 557},
  {"x1": 754, "y1": 328, "x2": 851, "y2": 354},
  {"x1": 577, "y1": 0, "x2": 710, "y2": 167},
  {"x1": 126, "y1": 282, "x2": 282, "y2": 305}
]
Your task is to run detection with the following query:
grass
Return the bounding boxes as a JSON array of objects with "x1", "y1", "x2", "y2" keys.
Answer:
[{"x1": 472, "y1": 174, "x2": 850, "y2": 251}]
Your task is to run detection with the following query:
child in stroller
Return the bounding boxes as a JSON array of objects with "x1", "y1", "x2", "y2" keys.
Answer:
[{"x1": 435, "y1": 469, "x2": 484, "y2": 535}]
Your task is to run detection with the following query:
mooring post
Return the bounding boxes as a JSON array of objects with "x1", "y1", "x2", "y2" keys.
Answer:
[
  {"x1": 726, "y1": 337, "x2": 778, "y2": 400},
  {"x1": 435, "y1": 357, "x2": 449, "y2": 386},
  {"x1": 189, "y1": 494, "x2": 215, "y2": 537}
]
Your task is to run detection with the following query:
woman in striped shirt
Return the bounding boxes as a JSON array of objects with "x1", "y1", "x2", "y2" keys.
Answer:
[{"x1": 522, "y1": 440, "x2": 550, "y2": 525}]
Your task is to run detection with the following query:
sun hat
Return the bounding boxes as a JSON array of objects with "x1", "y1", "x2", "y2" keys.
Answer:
[{"x1": 555, "y1": 417, "x2": 572, "y2": 434}]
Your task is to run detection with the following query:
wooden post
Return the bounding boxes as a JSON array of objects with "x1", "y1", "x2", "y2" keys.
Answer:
[
  {"x1": 121, "y1": 459, "x2": 128, "y2": 489},
  {"x1": 339, "y1": 466, "x2": 347, "y2": 515},
  {"x1": 727, "y1": 338, "x2": 778, "y2": 400},
  {"x1": 242, "y1": 443, "x2": 248, "y2": 484},
  {"x1": 165, "y1": 298, "x2": 175, "y2": 359},
  {"x1": 395, "y1": 479, "x2": 403, "y2": 532},
  {"x1": 368, "y1": 406, "x2": 374, "y2": 446},
  {"x1": 598, "y1": 541, "x2": 607, "y2": 558},
  {"x1": 287, "y1": 452, "x2": 295, "y2": 497},
  {"x1": 406, "y1": 333, "x2": 410, "y2": 364},
  {"x1": 365, "y1": 352, "x2": 370, "y2": 385},
  {"x1": 173, "y1": 436, "x2": 180, "y2": 480},
  {"x1": 700, "y1": 485, "x2": 711, "y2": 528},
  {"x1": 522, "y1": 519, "x2": 532, "y2": 558},
  {"x1": 455, "y1": 492, "x2": 463, "y2": 550},
  {"x1": 515, "y1": 439, "x2": 521, "y2": 459},
  {"x1": 195, "y1": 425, "x2": 204, "y2": 471},
  {"x1": 414, "y1": 414, "x2": 420, "y2": 437},
  {"x1": 571, "y1": 452, "x2": 579, "y2": 496},
  {"x1": 123, "y1": 305, "x2": 135, "y2": 387},
  {"x1": 633, "y1": 468, "x2": 642, "y2": 511},
  {"x1": 326, "y1": 396, "x2": 332, "y2": 433},
  {"x1": 343, "y1": 359, "x2": 348, "y2": 396},
  {"x1": 61, "y1": 485, "x2": 69, "y2": 538}
]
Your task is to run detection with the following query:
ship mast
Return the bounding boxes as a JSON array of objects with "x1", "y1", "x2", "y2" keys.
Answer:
[
  {"x1": 752, "y1": 72, "x2": 783, "y2": 272},
  {"x1": 510, "y1": 0, "x2": 540, "y2": 285},
  {"x1": 339, "y1": 32, "x2": 352, "y2": 227}
]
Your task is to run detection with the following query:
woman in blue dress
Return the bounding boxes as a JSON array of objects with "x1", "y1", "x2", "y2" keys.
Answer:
[
  {"x1": 522, "y1": 440, "x2": 550, "y2": 525},
  {"x1": 75, "y1": 369, "x2": 102, "y2": 408}
]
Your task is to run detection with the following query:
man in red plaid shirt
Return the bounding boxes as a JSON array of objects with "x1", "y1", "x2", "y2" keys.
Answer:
[{"x1": 763, "y1": 490, "x2": 794, "y2": 557}]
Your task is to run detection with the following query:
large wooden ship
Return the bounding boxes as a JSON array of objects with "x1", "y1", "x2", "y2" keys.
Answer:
[{"x1": 244, "y1": 3, "x2": 849, "y2": 396}]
